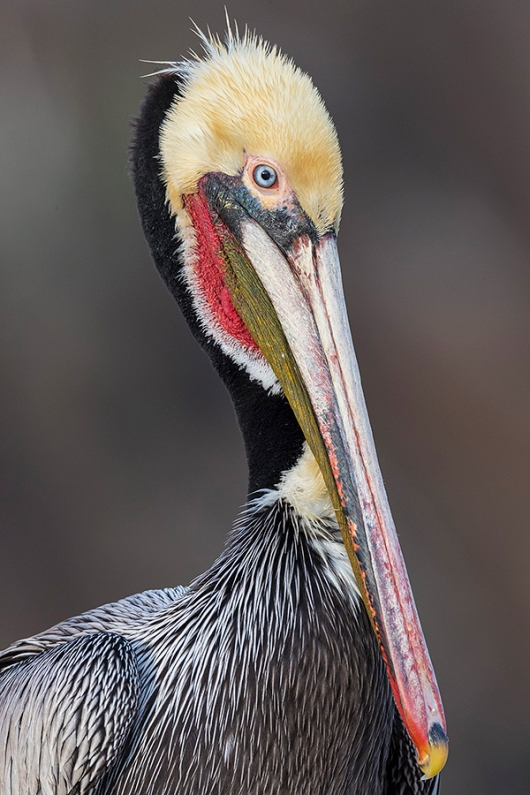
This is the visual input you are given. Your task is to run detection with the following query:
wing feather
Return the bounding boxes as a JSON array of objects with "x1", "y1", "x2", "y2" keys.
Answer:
[
  {"x1": 0, "y1": 587, "x2": 187, "y2": 671},
  {"x1": 0, "y1": 632, "x2": 140, "y2": 795}
]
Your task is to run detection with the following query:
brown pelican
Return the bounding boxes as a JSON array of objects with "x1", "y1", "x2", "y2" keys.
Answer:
[{"x1": 0, "y1": 27, "x2": 448, "y2": 795}]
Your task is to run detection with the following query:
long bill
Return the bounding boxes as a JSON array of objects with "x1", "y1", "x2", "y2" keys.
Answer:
[{"x1": 215, "y1": 211, "x2": 448, "y2": 779}]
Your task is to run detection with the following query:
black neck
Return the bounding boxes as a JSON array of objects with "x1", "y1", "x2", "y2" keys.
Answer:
[
  {"x1": 131, "y1": 73, "x2": 305, "y2": 495},
  {"x1": 221, "y1": 360, "x2": 305, "y2": 494}
]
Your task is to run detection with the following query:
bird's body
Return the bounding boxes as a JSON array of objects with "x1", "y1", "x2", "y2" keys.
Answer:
[
  {"x1": 0, "y1": 28, "x2": 446, "y2": 795},
  {"x1": 1, "y1": 501, "x2": 392, "y2": 795}
]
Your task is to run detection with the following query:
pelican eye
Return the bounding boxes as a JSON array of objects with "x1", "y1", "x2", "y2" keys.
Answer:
[{"x1": 253, "y1": 164, "x2": 278, "y2": 188}]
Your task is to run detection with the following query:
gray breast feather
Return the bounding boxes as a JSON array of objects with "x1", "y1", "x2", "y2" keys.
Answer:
[{"x1": 0, "y1": 632, "x2": 140, "y2": 795}]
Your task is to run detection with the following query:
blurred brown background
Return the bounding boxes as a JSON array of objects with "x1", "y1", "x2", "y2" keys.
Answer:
[{"x1": 0, "y1": 1, "x2": 529, "y2": 792}]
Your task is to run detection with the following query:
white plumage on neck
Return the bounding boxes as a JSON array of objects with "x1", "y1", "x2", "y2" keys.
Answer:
[{"x1": 249, "y1": 443, "x2": 361, "y2": 605}]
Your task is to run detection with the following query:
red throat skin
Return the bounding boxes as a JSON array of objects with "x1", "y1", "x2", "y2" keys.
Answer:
[{"x1": 183, "y1": 191, "x2": 259, "y2": 352}]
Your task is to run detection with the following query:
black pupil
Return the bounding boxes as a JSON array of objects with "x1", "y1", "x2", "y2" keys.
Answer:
[{"x1": 261, "y1": 168, "x2": 272, "y2": 182}]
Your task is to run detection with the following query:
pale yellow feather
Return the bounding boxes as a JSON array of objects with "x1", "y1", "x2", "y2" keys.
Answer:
[{"x1": 159, "y1": 30, "x2": 343, "y2": 234}]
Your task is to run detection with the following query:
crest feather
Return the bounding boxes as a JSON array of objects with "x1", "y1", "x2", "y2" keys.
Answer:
[{"x1": 159, "y1": 24, "x2": 343, "y2": 234}]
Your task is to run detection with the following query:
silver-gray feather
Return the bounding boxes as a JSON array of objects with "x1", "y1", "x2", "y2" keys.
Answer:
[
  {"x1": 0, "y1": 588, "x2": 186, "y2": 795},
  {"x1": 0, "y1": 501, "x2": 438, "y2": 794},
  {"x1": 0, "y1": 633, "x2": 138, "y2": 795},
  {"x1": 0, "y1": 588, "x2": 187, "y2": 670}
]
